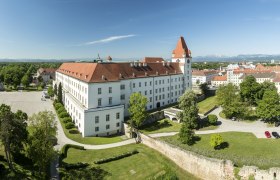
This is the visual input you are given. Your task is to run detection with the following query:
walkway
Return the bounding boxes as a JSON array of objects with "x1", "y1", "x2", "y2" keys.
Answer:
[{"x1": 150, "y1": 107, "x2": 280, "y2": 138}]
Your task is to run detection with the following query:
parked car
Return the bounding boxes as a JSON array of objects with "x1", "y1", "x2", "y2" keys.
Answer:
[
  {"x1": 231, "y1": 117, "x2": 236, "y2": 121},
  {"x1": 265, "y1": 131, "x2": 271, "y2": 138},
  {"x1": 272, "y1": 132, "x2": 280, "y2": 139},
  {"x1": 275, "y1": 122, "x2": 280, "y2": 127}
]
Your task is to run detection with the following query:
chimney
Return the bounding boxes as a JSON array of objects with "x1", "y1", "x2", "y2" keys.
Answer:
[
  {"x1": 162, "y1": 61, "x2": 166, "y2": 66},
  {"x1": 119, "y1": 73, "x2": 122, "y2": 78},
  {"x1": 132, "y1": 72, "x2": 135, "y2": 77},
  {"x1": 145, "y1": 72, "x2": 148, "y2": 76},
  {"x1": 102, "y1": 75, "x2": 105, "y2": 80},
  {"x1": 156, "y1": 71, "x2": 159, "y2": 75},
  {"x1": 130, "y1": 62, "x2": 133, "y2": 67},
  {"x1": 166, "y1": 70, "x2": 168, "y2": 75}
]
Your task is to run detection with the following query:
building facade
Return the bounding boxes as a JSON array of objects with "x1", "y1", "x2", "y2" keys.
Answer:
[{"x1": 54, "y1": 36, "x2": 192, "y2": 137}]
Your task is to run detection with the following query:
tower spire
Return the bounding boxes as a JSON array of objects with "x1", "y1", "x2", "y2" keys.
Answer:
[{"x1": 172, "y1": 36, "x2": 191, "y2": 58}]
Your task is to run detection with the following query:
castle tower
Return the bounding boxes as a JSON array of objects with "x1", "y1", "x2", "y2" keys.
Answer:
[{"x1": 172, "y1": 36, "x2": 192, "y2": 90}]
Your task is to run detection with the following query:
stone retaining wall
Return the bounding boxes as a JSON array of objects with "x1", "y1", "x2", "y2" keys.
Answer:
[{"x1": 141, "y1": 133, "x2": 235, "y2": 180}]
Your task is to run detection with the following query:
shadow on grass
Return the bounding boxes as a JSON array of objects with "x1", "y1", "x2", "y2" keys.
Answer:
[
  {"x1": 215, "y1": 142, "x2": 229, "y2": 150},
  {"x1": 140, "y1": 120, "x2": 172, "y2": 132}
]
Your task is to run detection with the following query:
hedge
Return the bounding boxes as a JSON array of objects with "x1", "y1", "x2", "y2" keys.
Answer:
[
  {"x1": 57, "y1": 107, "x2": 66, "y2": 114},
  {"x1": 208, "y1": 114, "x2": 218, "y2": 125},
  {"x1": 60, "y1": 144, "x2": 85, "y2": 160},
  {"x1": 63, "y1": 162, "x2": 89, "y2": 170},
  {"x1": 69, "y1": 129, "x2": 80, "y2": 134},
  {"x1": 55, "y1": 103, "x2": 63, "y2": 110},
  {"x1": 65, "y1": 122, "x2": 75, "y2": 129},
  {"x1": 94, "y1": 150, "x2": 139, "y2": 164},
  {"x1": 59, "y1": 112, "x2": 70, "y2": 119},
  {"x1": 62, "y1": 117, "x2": 72, "y2": 124}
]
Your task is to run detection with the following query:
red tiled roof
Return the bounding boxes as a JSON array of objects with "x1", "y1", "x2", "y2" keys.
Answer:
[
  {"x1": 172, "y1": 36, "x2": 191, "y2": 58},
  {"x1": 57, "y1": 62, "x2": 183, "y2": 83},
  {"x1": 212, "y1": 75, "x2": 227, "y2": 81},
  {"x1": 192, "y1": 70, "x2": 217, "y2": 76},
  {"x1": 142, "y1": 57, "x2": 164, "y2": 63}
]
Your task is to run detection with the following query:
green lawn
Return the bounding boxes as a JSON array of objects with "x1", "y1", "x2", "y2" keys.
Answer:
[
  {"x1": 140, "y1": 119, "x2": 181, "y2": 134},
  {"x1": 140, "y1": 119, "x2": 218, "y2": 134},
  {"x1": 58, "y1": 116, "x2": 125, "y2": 145},
  {"x1": 198, "y1": 96, "x2": 218, "y2": 114},
  {"x1": 160, "y1": 132, "x2": 280, "y2": 169},
  {"x1": 63, "y1": 144, "x2": 198, "y2": 180}
]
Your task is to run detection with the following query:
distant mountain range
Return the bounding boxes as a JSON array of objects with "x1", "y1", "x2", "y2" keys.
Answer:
[
  {"x1": 192, "y1": 54, "x2": 280, "y2": 62},
  {"x1": 0, "y1": 54, "x2": 280, "y2": 63}
]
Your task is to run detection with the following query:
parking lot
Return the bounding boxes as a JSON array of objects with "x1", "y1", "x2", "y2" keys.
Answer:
[{"x1": 0, "y1": 91, "x2": 54, "y2": 116}]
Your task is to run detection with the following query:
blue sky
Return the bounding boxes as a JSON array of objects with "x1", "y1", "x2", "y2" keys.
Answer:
[{"x1": 0, "y1": 0, "x2": 280, "y2": 59}]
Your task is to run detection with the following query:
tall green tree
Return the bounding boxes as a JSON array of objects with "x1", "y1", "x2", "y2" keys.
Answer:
[
  {"x1": 128, "y1": 92, "x2": 148, "y2": 129},
  {"x1": 256, "y1": 89, "x2": 280, "y2": 123},
  {"x1": 58, "y1": 82, "x2": 63, "y2": 104},
  {"x1": 26, "y1": 111, "x2": 57, "y2": 179},
  {"x1": 256, "y1": 81, "x2": 277, "y2": 101},
  {"x1": 217, "y1": 83, "x2": 247, "y2": 118},
  {"x1": 199, "y1": 83, "x2": 210, "y2": 97},
  {"x1": 0, "y1": 104, "x2": 28, "y2": 170},
  {"x1": 240, "y1": 75, "x2": 261, "y2": 105},
  {"x1": 177, "y1": 90, "x2": 198, "y2": 145},
  {"x1": 54, "y1": 84, "x2": 57, "y2": 96},
  {"x1": 48, "y1": 86, "x2": 54, "y2": 97},
  {"x1": 21, "y1": 74, "x2": 29, "y2": 88}
]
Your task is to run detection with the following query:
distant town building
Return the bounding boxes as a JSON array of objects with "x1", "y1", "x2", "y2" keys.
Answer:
[
  {"x1": 34, "y1": 68, "x2": 57, "y2": 83},
  {"x1": 192, "y1": 70, "x2": 218, "y2": 85},
  {"x1": 54, "y1": 36, "x2": 192, "y2": 137}
]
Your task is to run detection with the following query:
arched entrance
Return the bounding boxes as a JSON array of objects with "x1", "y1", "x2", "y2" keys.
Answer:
[{"x1": 156, "y1": 102, "x2": 160, "y2": 108}]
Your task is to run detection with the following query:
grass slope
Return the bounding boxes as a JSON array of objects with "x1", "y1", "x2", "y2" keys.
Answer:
[
  {"x1": 160, "y1": 132, "x2": 280, "y2": 169},
  {"x1": 63, "y1": 144, "x2": 198, "y2": 180},
  {"x1": 198, "y1": 96, "x2": 217, "y2": 114}
]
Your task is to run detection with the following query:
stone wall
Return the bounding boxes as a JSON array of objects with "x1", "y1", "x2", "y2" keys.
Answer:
[
  {"x1": 122, "y1": 123, "x2": 131, "y2": 138},
  {"x1": 143, "y1": 110, "x2": 165, "y2": 125},
  {"x1": 141, "y1": 133, "x2": 235, "y2": 180},
  {"x1": 140, "y1": 133, "x2": 280, "y2": 180}
]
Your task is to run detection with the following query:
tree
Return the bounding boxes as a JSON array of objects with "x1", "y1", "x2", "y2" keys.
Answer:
[
  {"x1": 26, "y1": 111, "x2": 57, "y2": 179},
  {"x1": 21, "y1": 74, "x2": 29, "y2": 88},
  {"x1": 128, "y1": 92, "x2": 148, "y2": 129},
  {"x1": 0, "y1": 104, "x2": 28, "y2": 170},
  {"x1": 54, "y1": 84, "x2": 57, "y2": 96},
  {"x1": 210, "y1": 134, "x2": 224, "y2": 150},
  {"x1": 256, "y1": 89, "x2": 280, "y2": 123},
  {"x1": 217, "y1": 83, "x2": 247, "y2": 118},
  {"x1": 178, "y1": 90, "x2": 198, "y2": 129},
  {"x1": 240, "y1": 75, "x2": 261, "y2": 105},
  {"x1": 256, "y1": 81, "x2": 277, "y2": 101},
  {"x1": 207, "y1": 114, "x2": 218, "y2": 125},
  {"x1": 48, "y1": 86, "x2": 54, "y2": 97},
  {"x1": 199, "y1": 83, "x2": 210, "y2": 97},
  {"x1": 177, "y1": 90, "x2": 199, "y2": 145},
  {"x1": 58, "y1": 82, "x2": 63, "y2": 104}
]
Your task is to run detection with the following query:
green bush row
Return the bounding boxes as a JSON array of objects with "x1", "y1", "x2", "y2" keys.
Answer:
[
  {"x1": 65, "y1": 122, "x2": 75, "y2": 129},
  {"x1": 60, "y1": 144, "x2": 85, "y2": 160},
  {"x1": 63, "y1": 162, "x2": 89, "y2": 170},
  {"x1": 94, "y1": 150, "x2": 139, "y2": 164}
]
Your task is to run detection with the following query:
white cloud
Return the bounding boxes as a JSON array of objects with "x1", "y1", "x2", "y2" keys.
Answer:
[{"x1": 84, "y1": 34, "x2": 136, "y2": 45}]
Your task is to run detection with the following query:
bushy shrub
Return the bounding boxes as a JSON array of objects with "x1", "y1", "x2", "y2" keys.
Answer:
[
  {"x1": 208, "y1": 114, "x2": 218, "y2": 125},
  {"x1": 62, "y1": 117, "x2": 72, "y2": 124},
  {"x1": 37, "y1": 86, "x2": 43, "y2": 91},
  {"x1": 69, "y1": 129, "x2": 80, "y2": 134},
  {"x1": 55, "y1": 103, "x2": 63, "y2": 110},
  {"x1": 59, "y1": 112, "x2": 69, "y2": 119},
  {"x1": 65, "y1": 122, "x2": 75, "y2": 129},
  {"x1": 210, "y1": 134, "x2": 223, "y2": 149},
  {"x1": 57, "y1": 106, "x2": 66, "y2": 114},
  {"x1": 94, "y1": 150, "x2": 139, "y2": 164}
]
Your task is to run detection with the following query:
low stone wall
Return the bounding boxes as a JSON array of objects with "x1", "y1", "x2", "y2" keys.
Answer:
[
  {"x1": 141, "y1": 134, "x2": 235, "y2": 180},
  {"x1": 239, "y1": 166, "x2": 280, "y2": 180},
  {"x1": 143, "y1": 111, "x2": 165, "y2": 125},
  {"x1": 123, "y1": 123, "x2": 131, "y2": 138}
]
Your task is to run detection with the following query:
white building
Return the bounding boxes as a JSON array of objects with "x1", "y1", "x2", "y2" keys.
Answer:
[
  {"x1": 54, "y1": 37, "x2": 192, "y2": 137},
  {"x1": 192, "y1": 70, "x2": 218, "y2": 85}
]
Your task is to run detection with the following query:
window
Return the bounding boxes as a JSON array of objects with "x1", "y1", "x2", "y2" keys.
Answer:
[
  {"x1": 120, "y1": 94, "x2": 125, "y2": 100},
  {"x1": 98, "y1": 88, "x2": 101, "y2": 94},
  {"x1": 150, "y1": 90, "x2": 152, "y2": 94},
  {"x1": 106, "y1": 114, "x2": 110, "y2": 121},
  {"x1": 145, "y1": 82, "x2": 147, "y2": 86},
  {"x1": 133, "y1": 83, "x2": 135, "y2": 88},
  {"x1": 95, "y1": 127, "x2": 99, "y2": 132},
  {"x1": 159, "y1": 80, "x2": 161, "y2": 85},
  {"x1": 155, "y1": 96, "x2": 158, "y2": 101},
  {"x1": 150, "y1": 81, "x2": 152, "y2": 86},
  {"x1": 168, "y1": 79, "x2": 169, "y2": 83},
  {"x1": 155, "y1": 89, "x2": 158, "y2": 93},
  {"x1": 106, "y1": 125, "x2": 110, "y2": 129},
  {"x1": 145, "y1": 91, "x2": 147, "y2": 95},
  {"x1": 109, "y1": 97, "x2": 112, "y2": 105},
  {"x1": 116, "y1": 112, "x2": 120, "y2": 119},
  {"x1": 139, "y1": 82, "x2": 141, "y2": 87},
  {"x1": 98, "y1": 98, "x2": 102, "y2": 106},
  {"x1": 109, "y1": 87, "x2": 112, "y2": 93},
  {"x1": 150, "y1": 97, "x2": 152, "y2": 102},
  {"x1": 120, "y1": 84, "x2": 125, "y2": 90},
  {"x1": 95, "y1": 116, "x2": 99, "y2": 123},
  {"x1": 155, "y1": 80, "x2": 157, "y2": 85},
  {"x1": 116, "y1": 122, "x2": 120, "y2": 127}
]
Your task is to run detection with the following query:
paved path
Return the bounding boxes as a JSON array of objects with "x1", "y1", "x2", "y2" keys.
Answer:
[{"x1": 150, "y1": 107, "x2": 280, "y2": 138}]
